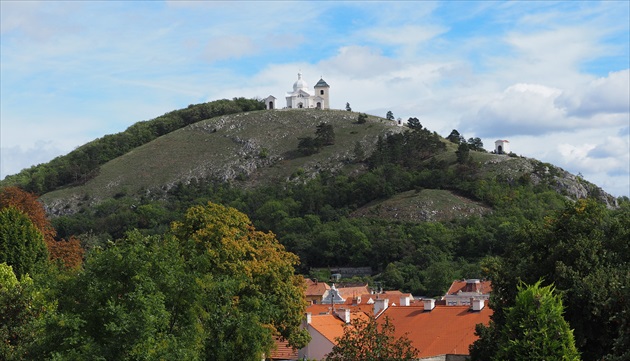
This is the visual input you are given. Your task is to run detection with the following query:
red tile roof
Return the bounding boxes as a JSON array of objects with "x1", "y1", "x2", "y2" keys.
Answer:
[
  {"x1": 446, "y1": 280, "x2": 492, "y2": 295},
  {"x1": 378, "y1": 305, "x2": 492, "y2": 357},
  {"x1": 335, "y1": 284, "x2": 369, "y2": 299},
  {"x1": 305, "y1": 278, "x2": 331, "y2": 297},
  {"x1": 269, "y1": 337, "x2": 298, "y2": 360},
  {"x1": 308, "y1": 310, "x2": 371, "y2": 344}
]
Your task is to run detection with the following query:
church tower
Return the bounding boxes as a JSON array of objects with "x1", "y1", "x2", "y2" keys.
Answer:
[{"x1": 314, "y1": 78, "x2": 330, "y2": 109}]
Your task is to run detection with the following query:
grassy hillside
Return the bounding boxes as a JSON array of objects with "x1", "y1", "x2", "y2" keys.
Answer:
[{"x1": 42, "y1": 109, "x2": 403, "y2": 212}]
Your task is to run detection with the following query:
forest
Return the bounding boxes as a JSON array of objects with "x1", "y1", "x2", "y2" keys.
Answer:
[{"x1": 1, "y1": 99, "x2": 628, "y2": 360}]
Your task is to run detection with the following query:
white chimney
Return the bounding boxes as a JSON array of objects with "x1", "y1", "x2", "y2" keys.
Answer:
[
  {"x1": 374, "y1": 298, "x2": 389, "y2": 316},
  {"x1": 305, "y1": 312, "x2": 312, "y2": 324},
  {"x1": 342, "y1": 308, "x2": 351, "y2": 323},
  {"x1": 423, "y1": 298, "x2": 435, "y2": 311},
  {"x1": 400, "y1": 296, "x2": 410, "y2": 307},
  {"x1": 471, "y1": 299, "x2": 485, "y2": 311}
]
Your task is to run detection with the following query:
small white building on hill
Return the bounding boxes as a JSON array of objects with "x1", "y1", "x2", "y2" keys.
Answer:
[{"x1": 265, "y1": 72, "x2": 330, "y2": 110}]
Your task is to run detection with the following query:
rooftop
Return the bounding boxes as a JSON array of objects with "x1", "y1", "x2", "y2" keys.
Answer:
[{"x1": 378, "y1": 305, "x2": 492, "y2": 357}]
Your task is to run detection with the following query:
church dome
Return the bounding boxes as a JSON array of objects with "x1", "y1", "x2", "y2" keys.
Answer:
[{"x1": 292, "y1": 72, "x2": 309, "y2": 92}]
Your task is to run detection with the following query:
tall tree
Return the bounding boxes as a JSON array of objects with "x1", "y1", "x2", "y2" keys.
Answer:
[
  {"x1": 0, "y1": 263, "x2": 54, "y2": 361},
  {"x1": 406, "y1": 117, "x2": 422, "y2": 130},
  {"x1": 446, "y1": 129, "x2": 464, "y2": 144},
  {"x1": 493, "y1": 280, "x2": 580, "y2": 361},
  {"x1": 325, "y1": 315, "x2": 418, "y2": 361},
  {"x1": 467, "y1": 137, "x2": 485, "y2": 151},
  {"x1": 316, "y1": 122, "x2": 335, "y2": 146},
  {"x1": 472, "y1": 199, "x2": 630, "y2": 361},
  {"x1": 171, "y1": 202, "x2": 310, "y2": 356},
  {"x1": 386, "y1": 111, "x2": 395, "y2": 121},
  {"x1": 0, "y1": 187, "x2": 83, "y2": 269},
  {"x1": 0, "y1": 207, "x2": 48, "y2": 278},
  {"x1": 345, "y1": 102, "x2": 352, "y2": 111}
]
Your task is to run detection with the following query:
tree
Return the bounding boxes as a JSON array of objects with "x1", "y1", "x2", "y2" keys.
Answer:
[
  {"x1": 42, "y1": 232, "x2": 203, "y2": 361},
  {"x1": 467, "y1": 137, "x2": 485, "y2": 152},
  {"x1": 346, "y1": 102, "x2": 352, "y2": 111},
  {"x1": 494, "y1": 280, "x2": 580, "y2": 361},
  {"x1": 386, "y1": 111, "x2": 394, "y2": 121},
  {"x1": 471, "y1": 199, "x2": 630, "y2": 361},
  {"x1": 0, "y1": 263, "x2": 53, "y2": 361},
  {"x1": 406, "y1": 117, "x2": 422, "y2": 130},
  {"x1": 316, "y1": 122, "x2": 335, "y2": 146},
  {"x1": 446, "y1": 129, "x2": 464, "y2": 144},
  {"x1": 171, "y1": 202, "x2": 310, "y2": 355},
  {"x1": 455, "y1": 143, "x2": 470, "y2": 164},
  {"x1": 0, "y1": 187, "x2": 83, "y2": 269},
  {"x1": 298, "y1": 136, "x2": 321, "y2": 155},
  {"x1": 357, "y1": 113, "x2": 368, "y2": 124},
  {"x1": 0, "y1": 207, "x2": 48, "y2": 278},
  {"x1": 325, "y1": 315, "x2": 418, "y2": 361}
]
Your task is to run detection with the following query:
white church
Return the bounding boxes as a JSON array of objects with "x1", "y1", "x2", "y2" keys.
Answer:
[{"x1": 265, "y1": 72, "x2": 330, "y2": 110}]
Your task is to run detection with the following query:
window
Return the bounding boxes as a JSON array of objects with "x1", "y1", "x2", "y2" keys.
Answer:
[{"x1": 320, "y1": 90, "x2": 324, "y2": 95}]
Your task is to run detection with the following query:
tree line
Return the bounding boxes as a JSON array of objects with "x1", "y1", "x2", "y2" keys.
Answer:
[{"x1": 1, "y1": 98, "x2": 264, "y2": 195}]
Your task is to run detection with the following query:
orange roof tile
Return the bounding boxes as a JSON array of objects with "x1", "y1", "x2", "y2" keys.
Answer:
[
  {"x1": 336, "y1": 285, "x2": 369, "y2": 299},
  {"x1": 446, "y1": 280, "x2": 492, "y2": 295},
  {"x1": 305, "y1": 278, "x2": 331, "y2": 297},
  {"x1": 378, "y1": 305, "x2": 492, "y2": 357},
  {"x1": 309, "y1": 310, "x2": 371, "y2": 344},
  {"x1": 269, "y1": 337, "x2": 298, "y2": 360}
]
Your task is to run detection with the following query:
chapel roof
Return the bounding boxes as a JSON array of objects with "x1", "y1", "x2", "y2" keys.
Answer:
[{"x1": 315, "y1": 78, "x2": 330, "y2": 87}]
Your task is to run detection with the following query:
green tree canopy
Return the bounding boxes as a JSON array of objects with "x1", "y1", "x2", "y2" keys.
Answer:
[
  {"x1": 0, "y1": 207, "x2": 48, "y2": 278},
  {"x1": 170, "y1": 202, "x2": 310, "y2": 353},
  {"x1": 493, "y1": 280, "x2": 580, "y2": 361},
  {"x1": 0, "y1": 263, "x2": 53, "y2": 361}
]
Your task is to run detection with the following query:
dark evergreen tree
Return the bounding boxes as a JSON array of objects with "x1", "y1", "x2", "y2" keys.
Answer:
[{"x1": 406, "y1": 117, "x2": 422, "y2": 130}]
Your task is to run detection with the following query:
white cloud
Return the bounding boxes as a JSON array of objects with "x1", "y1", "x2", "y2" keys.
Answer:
[{"x1": 556, "y1": 69, "x2": 630, "y2": 117}]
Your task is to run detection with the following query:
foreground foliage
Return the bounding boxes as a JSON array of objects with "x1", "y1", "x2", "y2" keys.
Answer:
[
  {"x1": 0, "y1": 202, "x2": 308, "y2": 361},
  {"x1": 494, "y1": 280, "x2": 580, "y2": 361},
  {"x1": 325, "y1": 315, "x2": 418, "y2": 361},
  {"x1": 471, "y1": 199, "x2": 630, "y2": 361}
]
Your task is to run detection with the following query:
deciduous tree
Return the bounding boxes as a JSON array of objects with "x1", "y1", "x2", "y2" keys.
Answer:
[{"x1": 325, "y1": 315, "x2": 418, "y2": 361}]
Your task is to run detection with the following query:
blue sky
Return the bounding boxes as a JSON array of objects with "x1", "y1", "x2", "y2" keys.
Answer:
[{"x1": 1, "y1": 1, "x2": 629, "y2": 197}]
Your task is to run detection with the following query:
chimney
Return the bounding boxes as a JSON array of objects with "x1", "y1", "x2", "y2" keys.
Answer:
[
  {"x1": 471, "y1": 299, "x2": 485, "y2": 311},
  {"x1": 400, "y1": 296, "x2": 410, "y2": 307},
  {"x1": 305, "y1": 312, "x2": 312, "y2": 324},
  {"x1": 335, "y1": 308, "x2": 351, "y2": 324},
  {"x1": 374, "y1": 298, "x2": 389, "y2": 316},
  {"x1": 423, "y1": 298, "x2": 435, "y2": 311}
]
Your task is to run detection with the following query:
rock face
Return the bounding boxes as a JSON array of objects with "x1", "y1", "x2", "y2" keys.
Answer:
[{"x1": 481, "y1": 155, "x2": 617, "y2": 208}]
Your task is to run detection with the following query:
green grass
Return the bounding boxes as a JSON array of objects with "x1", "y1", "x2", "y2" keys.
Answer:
[
  {"x1": 42, "y1": 109, "x2": 404, "y2": 207},
  {"x1": 351, "y1": 189, "x2": 491, "y2": 222}
]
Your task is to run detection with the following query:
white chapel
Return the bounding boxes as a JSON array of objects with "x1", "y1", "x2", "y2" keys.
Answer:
[{"x1": 265, "y1": 72, "x2": 330, "y2": 110}]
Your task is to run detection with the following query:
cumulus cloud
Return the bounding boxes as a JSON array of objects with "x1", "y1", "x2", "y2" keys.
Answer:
[
  {"x1": 461, "y1": 83, "x2": 568, "y2": 137},
  {"x1": 556, "y1": 69, "x2": 630, "y2": 117}
]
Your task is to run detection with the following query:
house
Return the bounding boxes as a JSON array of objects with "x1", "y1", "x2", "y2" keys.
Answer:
[
  {"x1": 299, "y1": 291, "x2": 491, "y2": 360},
  {"x1": 305, "y1": 278, "x2": 330, "y2": 305},
  {"x1": 298, "y1": 309, "x2": 370, "y2": 360},
  {"x1": 443, "y1": 279, "x2": 492, "y2": 306},
  {"x1": 267, "y1": 336, "x2": 298, "y2": 361},
  {"x1": 377, "y1": 299, "x2": 492, "y2": 359}
]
